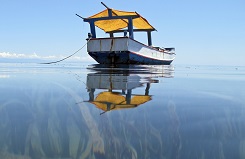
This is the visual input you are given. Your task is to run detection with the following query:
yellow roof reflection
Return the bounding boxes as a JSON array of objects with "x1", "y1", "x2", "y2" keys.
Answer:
[{"x1": 90, "y1": 92, "x2": 151, "y2": 112}]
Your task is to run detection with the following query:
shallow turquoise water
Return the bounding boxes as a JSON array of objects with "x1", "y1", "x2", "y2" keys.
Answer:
[{"x1": 0, "y1": 63, "x2": 245, "y2": 159}]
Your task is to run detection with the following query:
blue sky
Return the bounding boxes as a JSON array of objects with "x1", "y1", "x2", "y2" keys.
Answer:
[{"x1": 0, "y1": 0, "x2": 244, "y2": 65}]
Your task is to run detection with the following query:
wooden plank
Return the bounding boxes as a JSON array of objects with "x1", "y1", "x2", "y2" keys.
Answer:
[
  {"x1": 83, "y1": 15, "x2": 139, "y2": 22},
  {"x1": 106, "y1": 29, "x2": 155, "y2": 33}
]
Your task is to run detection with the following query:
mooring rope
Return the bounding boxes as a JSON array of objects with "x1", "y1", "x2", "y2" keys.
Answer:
[{"x1": 39, "y1": 37, "x2": 91, "y2": 64}]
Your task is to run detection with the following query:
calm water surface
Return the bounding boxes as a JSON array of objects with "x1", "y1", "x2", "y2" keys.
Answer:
[{"x1": 0, "y1": 63, "x2": 245, "y2": 159}]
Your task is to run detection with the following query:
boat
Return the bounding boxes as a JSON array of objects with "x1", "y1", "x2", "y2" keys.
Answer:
[{"x1": 76, "y1": 2, "x2": 175, "y2": 65}]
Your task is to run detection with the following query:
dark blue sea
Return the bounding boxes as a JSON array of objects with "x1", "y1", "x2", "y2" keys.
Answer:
[{"x1": 0, "y1": 62, "x2": 245, "y2": 159}]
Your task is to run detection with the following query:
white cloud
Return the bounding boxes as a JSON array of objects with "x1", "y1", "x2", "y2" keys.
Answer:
[
  {"x1": 0, "y1": 52, "x2": 93, "y2": 62},
  {"x1": 0, "y1": 75, "x2": 10, "y2": 78},
  {"x1": 0, "y1": 52, "x2": 26, "y2": 58}
]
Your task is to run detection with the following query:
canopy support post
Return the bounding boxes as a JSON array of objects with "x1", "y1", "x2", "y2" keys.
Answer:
[
  {"x1": 109, "y1": 33, "x2": 114, "y2": 37},
  {"x1": 102, "y1": 2, "x2": 113, "y2": 17},
  {"x1": 128, "y1": 17, "x2": 134, "y2": 39},
  {"x1": 145, "y1": 83, "x2": 150, "y2": 95},
  {"x1": 108, "y1": 9, "x2": 112, "y2": 17},
  {"x1": 147, "y1": 31, "x2": 152, "y2": 46},
  {"x1": 126, "y1": 89, "x2": 132, "y2": 104},
  {"x1": 108, "y1": 7, "x2": 114, "y2": 38},
  {"x1": 89, "y1": 20, "x2": 96, "y2": 38}
]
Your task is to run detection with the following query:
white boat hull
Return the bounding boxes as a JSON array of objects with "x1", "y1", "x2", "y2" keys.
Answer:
[{"x1": 87, "y1": 37, "x2": 175, "y2": 65}]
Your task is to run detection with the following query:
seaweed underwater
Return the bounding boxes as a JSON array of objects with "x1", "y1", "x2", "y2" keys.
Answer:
[
  {"x1": 0, "y1": 80, "x2": 168, "y2": 158},
  {"x1": 0, "y1": 78, "x2": 104, "y2": 158},
  {"x1": 0, "y1": 64, "x2": 175, "y2": 159},
  {"x1": 1, "y1": 64, "x2": 245, "y2": 159}
]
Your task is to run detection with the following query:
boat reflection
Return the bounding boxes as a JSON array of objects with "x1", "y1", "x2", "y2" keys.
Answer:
[{"x1": 86, "y1": 64, "x2": 174, "y2": 114}]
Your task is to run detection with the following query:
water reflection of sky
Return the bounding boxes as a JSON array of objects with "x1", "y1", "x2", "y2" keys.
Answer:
[{"x1": 0, "y1": 63, "x2": 245, "y2": 159}]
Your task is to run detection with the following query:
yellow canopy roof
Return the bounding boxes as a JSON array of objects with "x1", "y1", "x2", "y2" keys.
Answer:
[{"x1": 88, "y1": 9, "x2": 155, "y2": 32}]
